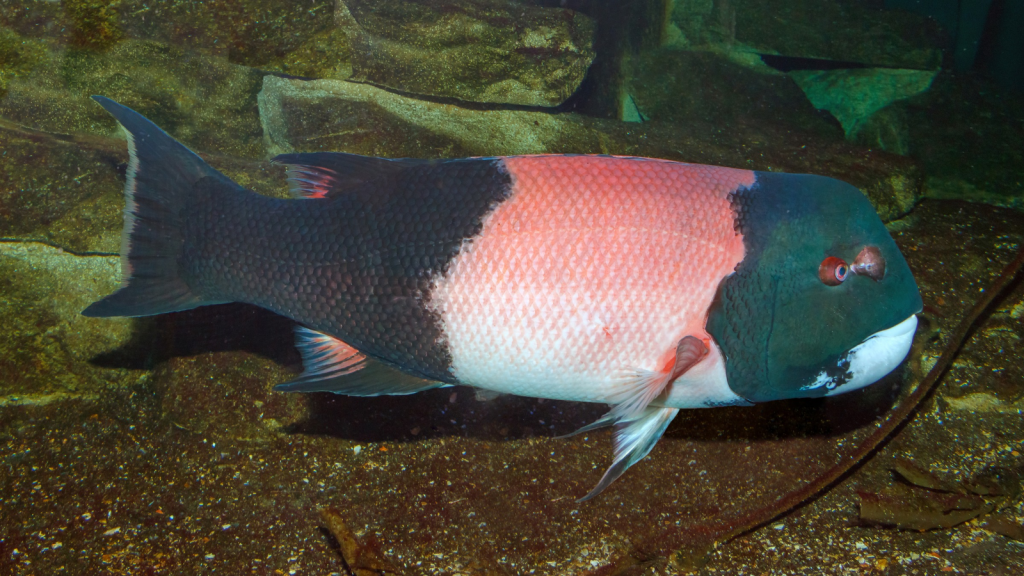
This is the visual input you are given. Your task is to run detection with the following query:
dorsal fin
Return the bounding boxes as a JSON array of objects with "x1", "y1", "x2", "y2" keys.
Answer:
[{"x1": 272, "y1": 152, "x2": 433, "y2": 199}]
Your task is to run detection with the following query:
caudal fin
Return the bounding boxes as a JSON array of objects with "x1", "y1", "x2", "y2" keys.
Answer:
[{"x1": 83, "y1": 96, "x2": 224, "y2": 318}]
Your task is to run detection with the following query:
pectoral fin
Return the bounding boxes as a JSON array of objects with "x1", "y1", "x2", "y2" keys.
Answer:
[
  {"x1": 605, "y1": 336, "x2": 709, "y2": 422},
  {"x1": 569, "y1": 335, "x2": 709, "y2": 501},
  {"x1": 577, "y1": 406, "x2": 680, "y2": 502}
]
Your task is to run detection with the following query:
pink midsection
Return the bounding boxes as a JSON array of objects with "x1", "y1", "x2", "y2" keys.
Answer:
[{"x1": 429, "y1": 156, "x2": 752, "y2": 403}]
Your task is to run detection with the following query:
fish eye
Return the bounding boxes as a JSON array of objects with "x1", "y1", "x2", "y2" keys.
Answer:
[{"x1": 819, "y1": 256, "x2": 849, "y2": 286}]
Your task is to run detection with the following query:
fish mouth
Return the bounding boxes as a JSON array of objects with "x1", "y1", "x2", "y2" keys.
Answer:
[{"x1": 801, "y1": 314, "x2": 919, "y2": 396}]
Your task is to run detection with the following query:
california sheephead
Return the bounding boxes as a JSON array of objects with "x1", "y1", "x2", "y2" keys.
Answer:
[{"x1": 84, "y1": 97, "x2": 923, "y2": 500}]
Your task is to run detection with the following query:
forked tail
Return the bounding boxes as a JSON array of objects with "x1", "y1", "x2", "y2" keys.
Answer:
[{"x1": 82, "y1": 96, "x2": 231, "y2": 318}]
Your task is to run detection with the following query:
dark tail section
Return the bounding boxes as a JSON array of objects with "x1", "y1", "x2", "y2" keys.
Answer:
[{"x1": 83, "y1": 96, "x2": 224, "y2": 318}]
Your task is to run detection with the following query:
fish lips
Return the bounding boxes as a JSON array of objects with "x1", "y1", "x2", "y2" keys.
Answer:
[{"x1": 795, "y1": 313, "x2": 919, "y2": 396}]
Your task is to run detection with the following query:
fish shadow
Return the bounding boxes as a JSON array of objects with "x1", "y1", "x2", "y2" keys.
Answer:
[
  {"x1": 89, "y1": 303, "x2": 301, "y2": 370},
  {"x1": 665, "y1": 369, "x2": 907, "y2": 443},
  {"x1": 291, "y1": 368, "x2": 906, "y2": 445},
  {"x1": 89, "y1": 303, "x2": 904, "y2": 445}
]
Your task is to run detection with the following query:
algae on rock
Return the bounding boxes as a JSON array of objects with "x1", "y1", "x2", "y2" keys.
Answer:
[
  {"x1": 0, "y1": 39, "x2": 266, "y2": 159},
  {"x1": 257, "y1": 75, "x2": 601, "y2": 158},
  {"x1": 728, "y1": 0, "x2": 944, "y2": 69},
  {"x1": 664, "y1": 0, "x2": 737, "y2": 49},
  {"x1": 116, "y1": 0, "x2": 335, "y2": 67},
  {"x1": 63, "y1": 0, "x2": 124, "y2": 51},
  {"x1": 791, "y1": 68, "x2": 937, "y2": 140},
  {"x1": 625, "y1": 48, "x2": 842, "y2": 138},
  {"x1": 0, "y1": 26, "x2": 47, "y2": 98},
  {"x1": 264, "y1": 27, "x2": 353, "y2": 81},
  {"x1": 337, "y1": 0, "x2": 596, "y2": 107},
  {"x1": 0, "y1": 243, "x2": 133, "y2": 398},
  {"x1": 0, "y1": 126, "x2": 125, "y2": 253}
]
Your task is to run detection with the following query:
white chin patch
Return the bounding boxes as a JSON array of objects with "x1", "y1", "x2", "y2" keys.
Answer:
[{"x1": 802, "y1": 314, "x2": 918, "y2": 396}]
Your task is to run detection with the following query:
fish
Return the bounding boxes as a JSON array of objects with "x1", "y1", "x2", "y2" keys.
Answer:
[{"x1": 83, "y1": 96, "x2": 923, "y2": 500}]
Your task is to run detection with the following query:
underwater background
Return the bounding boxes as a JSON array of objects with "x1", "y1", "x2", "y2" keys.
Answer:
[{"x1": 1, "y1": 0, "x2": 1023, "y2": 574}]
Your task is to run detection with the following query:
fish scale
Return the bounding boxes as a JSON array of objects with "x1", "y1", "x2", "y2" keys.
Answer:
[
  {"x1": 178, "y1": 160, "x2": 513, "y2": 382},
  {"x1": 429, "y1": 156, "x2": 751, "y2": 403}
]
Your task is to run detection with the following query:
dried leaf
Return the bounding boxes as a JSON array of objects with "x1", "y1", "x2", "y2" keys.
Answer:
[
  {"x1": 857, "y1": 491, "x2": 994, "y2": 531},
  {"x1": 320, "y1": 507, "x2": 404, "y2": 575},
  {"x1": 890, "y1": 458, "x2": 961, "y2": 493},
  {"x1": 982, "y1": 514, "x2": 1024, "y2": 542},
  {"x1": 966, "y1": 467, "x2": 1021, "y2": 499}
]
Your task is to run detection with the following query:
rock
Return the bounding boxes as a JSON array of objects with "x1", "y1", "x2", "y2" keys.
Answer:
[
  {"x1": 0, "y1": 55, "x2": 287, "y2": 255},
  {"x1": 0, "y1": 243, "x2": 133, "y2": 398},
  {"x1": 4, "y1": 1, "x2": 336, "y2": 68},
  {"x1": 664, "y1": 0, "x2": 736, "y2": 49},
  {"x1": 727, "y1": 0, "x2": 944, "y2": 69},
  {"x1": 943, "y1": 393, "x2": 1024, "y2": 414},
  {"x1": 625, "y1": 48, "x2": 842, "y2": 138},
  {"x1": 119, "y1": 0, "x2": 336, "y2": 68},
  {"x1": 854, "y1": 104, "x2": 912, "y2": 156},
  {"x1": 258, "y1": 74, "x2": 922, "y2": 220},
  {"x1": 790, "y1": 68, "x2": 937, "y2": 139},
  {"x1": 568, "y1": 0, "x2": 669, "y2": 119},
  {"x1": 0, "y1": 39, "x2": 266, "y2": 159},
  {"x1": 257, "y1": 75, "x2": 601, "y2": 158},
  {"x1": 0, "y1": 242, "x2": 305, "y2": 439},
  {"x1": 0, "y1": 26, "x2": 47, "y2": 99},
  {"x1": 923, "y1": 178, "x2": 1024, "y2": 211},
  {"x1": 0, "y1": 125, "x2": 125, "y2": 253},
  {"x1": 902, "y1": 74, "x2": 1024, "y2": 209},
  {"x1": 265, "y1": 27, "x2": 352, "y2": 81},
  {"x1": 337, "y1": 0, "x2": 596, "y2": 107}
]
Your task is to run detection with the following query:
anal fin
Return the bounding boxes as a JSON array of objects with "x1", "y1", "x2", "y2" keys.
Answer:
[
  {"x1": 275, "y1": 327, "x2": 444, "y2": 396},
  {"x1": 570, "y1": 335, "x2": 709, "y2": 501}
]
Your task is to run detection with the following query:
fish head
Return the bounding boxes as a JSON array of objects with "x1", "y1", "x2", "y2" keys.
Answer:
[{"x1": 706, "y1": 172, "x2": 923, "y2": 403}]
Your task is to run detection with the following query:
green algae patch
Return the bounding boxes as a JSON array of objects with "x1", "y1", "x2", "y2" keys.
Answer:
[
  {"x1": 114, "y1": 0, "x2": 335, "y2": 68},
  {"x1": 0, "y1": 126, "x2": 125, "y2": 252},
  {"x1": 262, "y1": 27, "x2": 352, "y2": 81},
  {"x1": 338, "y1": 0, "x2": 595, "y2": 107},
  {"x1": 0, "y1": 26, "x2": 47, "y2": 98},
  {"x1": 64, "y1": 0, "x2": 124, "y2": 51},
  {"x1": 0, "y1": 243, "x2": 134, "y2": 398},
  {"x1": 0, "y1": 39, "x2": 266, "y2": 159}
]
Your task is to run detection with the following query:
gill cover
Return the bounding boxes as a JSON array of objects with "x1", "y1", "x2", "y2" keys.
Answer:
[{"x1": 706, "y1": 172, "x2": 923, "y2": 402}]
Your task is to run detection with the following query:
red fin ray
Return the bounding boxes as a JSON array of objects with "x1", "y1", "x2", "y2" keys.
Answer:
[{"x1": 276, "y1": 326, "x2": 446, "y2": 396}]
